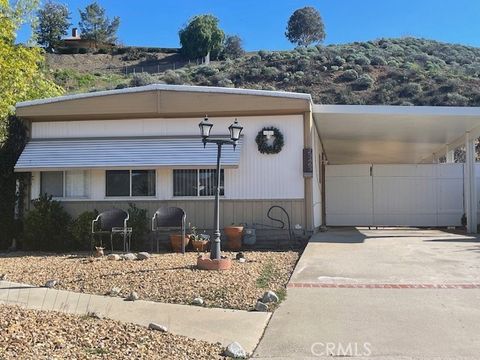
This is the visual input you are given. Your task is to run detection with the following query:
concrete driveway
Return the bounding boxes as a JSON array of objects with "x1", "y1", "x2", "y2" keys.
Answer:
[{"x1": 254, "y1": 228, "x2": 480, "y2": 359}]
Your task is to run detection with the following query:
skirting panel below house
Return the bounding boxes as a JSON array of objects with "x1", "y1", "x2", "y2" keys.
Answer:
[{"x1": 59, "y1": 199, "x2": 306, "y2": 230}]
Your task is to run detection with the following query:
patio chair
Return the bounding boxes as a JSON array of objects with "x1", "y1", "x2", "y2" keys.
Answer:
[
  {"x1": 151, "y1": 207, "x2": 186, "y2": 253},
  {"x1": 91, "y1": 208, "x2": 132, "y2": 253}
]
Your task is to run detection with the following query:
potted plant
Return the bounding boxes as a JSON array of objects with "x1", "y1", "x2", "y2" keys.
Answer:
[
  {"x1": 189, "y1": 226, "x2": 210, "y2": 252},
  {"x1": 224, "y1": 223, "x2": 244, "y2": 250},
  {"x1": 169, "y1": 233, "x2": 190, "y2": 252}
]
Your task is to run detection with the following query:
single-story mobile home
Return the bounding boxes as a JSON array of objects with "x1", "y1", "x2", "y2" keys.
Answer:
[{"x1": 14, "y1": 85, "x2": 480, "y2": 235}]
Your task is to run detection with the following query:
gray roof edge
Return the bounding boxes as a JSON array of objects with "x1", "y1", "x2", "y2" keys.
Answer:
[
  {"x1": 16, "y1": 84, "x2": 312, "y2": 108},
  {"x1": 313, "y1": 104, "x2": 480, "y2": 117}
]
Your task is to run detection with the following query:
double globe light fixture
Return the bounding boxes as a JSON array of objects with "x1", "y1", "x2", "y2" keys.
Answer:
[{"x1": 198, "y1": 116, "x2": 243, "y2": 260}]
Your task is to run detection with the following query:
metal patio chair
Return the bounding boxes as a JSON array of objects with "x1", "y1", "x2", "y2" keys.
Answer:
[
  {"x1": 91, "y1": 208, "x2": 132, "y2": 253},
  {"x1": 151, "y1": 207, "x2": 186, "y2": 253}
]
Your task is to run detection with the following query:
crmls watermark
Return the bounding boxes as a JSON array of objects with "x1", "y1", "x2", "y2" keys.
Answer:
[{"x1": 311, "y1": 342, "x2": 372, "y2": 357}]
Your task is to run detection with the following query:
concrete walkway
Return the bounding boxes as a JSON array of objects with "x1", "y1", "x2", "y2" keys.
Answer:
[
  {"x1": 0, "y1": 280, "x2": 270, "y2": 354},
  {"x1": 254, "y1": 228, "x2": 480, "y2": 359}
]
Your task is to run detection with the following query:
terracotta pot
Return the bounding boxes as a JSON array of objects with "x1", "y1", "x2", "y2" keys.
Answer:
[
  {"x1": 191, "y1": 239, "x2": 209, "y2": 252},
  {"x1": 197, "y1": 255, "x2": 232, "y2": 271},
  {"x1": 224, "y1": 226, "x2": 244, "y2": 251},
  {"x1": 169, "y1": 233, "x2": 190, "y2": 252}
]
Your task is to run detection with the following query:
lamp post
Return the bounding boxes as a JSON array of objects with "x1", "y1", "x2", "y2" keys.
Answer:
[{"x1": 199, "y1": 116, "x2": 243, "y2": 260}]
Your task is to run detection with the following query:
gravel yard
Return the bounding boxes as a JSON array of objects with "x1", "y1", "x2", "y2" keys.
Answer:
[
  {"x1": 0, "y1": 251, "x2": 299, "y2": 311},
  {"x1": 0, "y1": 304, "x2": 223, "y2": 359}
]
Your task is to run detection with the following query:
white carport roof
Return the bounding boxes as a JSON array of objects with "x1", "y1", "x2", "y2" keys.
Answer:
[{"x1": 313, "y1": 105, "x2": 480, "y2": 164}]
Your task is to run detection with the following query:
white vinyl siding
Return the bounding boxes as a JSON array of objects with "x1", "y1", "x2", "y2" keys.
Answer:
[{"x1": 31, "y1": 115, "x2": 305, "y2": 200}]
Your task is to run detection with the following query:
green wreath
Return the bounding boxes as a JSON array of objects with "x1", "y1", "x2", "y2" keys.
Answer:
[{"x1": 255, "y1": 126, "x2": 284, "y2": 154}]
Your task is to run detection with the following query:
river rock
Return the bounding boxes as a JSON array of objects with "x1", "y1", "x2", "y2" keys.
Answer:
[
  {"x1": 126, "y1": 291, "x2": 139, "y2": 301},
  {"x1": 224, "y1": 341, "x2": 247, "y2": 358},
  {"x1": 148, "y1": 323, "x2": 168, "y2": 332},
  {"x1": 192, "y1": 297, "x2": 204, "y2": 306},
  {"x1": 44, "y1": 280, "x2": 58, "y2": 288},
  {"x1": 122, "y1": 253, "x2": 137, "y2": 261},
  {"x1": 254, "y1": 301, "x2": 268, "y2": 312},
  {"x1": 262, "y1": 290, "x2": 279, "y2": 303},
  {"x1": 137, "y1": 252, "x2": 151, "y2": 260},
  {"x1": 108, "y1": 287, "x2": 122, "y2": 296},
  {"x1": 107, "y1": 254, "x2": 121, "y2": 261}
]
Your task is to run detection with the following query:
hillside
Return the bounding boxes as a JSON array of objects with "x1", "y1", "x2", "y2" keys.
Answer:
[{"x1": 46, "y1": 38, "x2": 480, "y2": 106}]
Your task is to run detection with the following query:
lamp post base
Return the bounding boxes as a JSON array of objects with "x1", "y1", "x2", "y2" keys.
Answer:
[{"x1": 197, "y1": 254, "x2": 232, "y2": 271}]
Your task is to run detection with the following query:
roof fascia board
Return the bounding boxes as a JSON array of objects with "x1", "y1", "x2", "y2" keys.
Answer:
[
  {"x1": 16, "y1": 84, "x2": 312, "y2": 108},
  {"x1": 313, "y1": 104, "x2": 480, "y2": 117}
]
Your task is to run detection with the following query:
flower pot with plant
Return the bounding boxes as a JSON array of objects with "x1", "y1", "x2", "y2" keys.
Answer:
[
  {"x1": 224, "y1": 224, "x2": 244, "y2": 250},
  {"x1": 169, "y1": 233, "x2": 190, "y2": 252},
  {"x1": 189, "y1": 226, "x2": 210, "y2": 252}
]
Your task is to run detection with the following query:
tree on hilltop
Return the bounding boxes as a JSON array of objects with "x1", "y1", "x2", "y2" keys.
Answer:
[{"x1": 286, "y1": 7, "x2": 326, "y2": 46}]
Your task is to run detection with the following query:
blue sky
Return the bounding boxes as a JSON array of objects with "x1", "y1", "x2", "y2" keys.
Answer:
[{"x1": 17, "y1": 0, "x2": 480, "y2": 50}]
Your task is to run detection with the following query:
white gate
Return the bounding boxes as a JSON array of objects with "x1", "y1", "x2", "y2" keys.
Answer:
[{"x1": 325, "y1": 164, "x2": 465, "y2": 227}]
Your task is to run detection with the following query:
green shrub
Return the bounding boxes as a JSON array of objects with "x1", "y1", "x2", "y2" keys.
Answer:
[
  {"x1": 353, "y1": 55, "x2": 371, "y2": 66},
  {"x1": 339, "y1": 69, "x2": 359, "y2": 82},
  {"x1": 217, "y1": 78, "x2": 234, "y2": 87},
  {"x1": 371, "y1": 55, "x2": 387, "y2": 66},
  {"x1": 122, "y1": 48, "x2": 146, "y2": 61},
  {"x1": 96, "y1": 47, "x2": 109, "y2": 54},
  {"x1": 399, "y1": 82, "x2": 422, "y2": 97},
  {"x1": 261, "y1": 66, "x2": 280, "y2": 80},
  {"x1": 127, "y1": 203, "x2": 149, "y2": 250},
  {"x1": 70, "y1": 210, "x2": 98, "y2": 250},
  {"x1": 333, "y1": 56, "x2": 346, "y2": 66},
  {"x1": 258, "y1": 50, "x2": 271, "y2": 60},
  {"x1": 195, "y1": 65, "x2": 219, "y2": 77},
  {"x1": 443, "y1": 93, "x2": 469, "y2": 106},
  {"x1": 249, "y1": 54, "x2": 261, "y2": 63},
  {"x1": 296, "y1": 58, "x2": 311, "y2": 71},
  {"x1": 23, "y1": 194, "x2": 72, "y2": 251},
  {"x1": 0, "y1": 115, "x2": 28, "y2": 250},
  {"x1": 130, "y1": 72, "x2": 155, "y2": 87},
  {"x1": 352, "y1": 74, "x2": 375, "y2": 90}
]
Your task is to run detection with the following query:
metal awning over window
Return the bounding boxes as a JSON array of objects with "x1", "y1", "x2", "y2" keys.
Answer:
[{"x1": 14, "y1": 137, "x2": 243, "y2": 172}]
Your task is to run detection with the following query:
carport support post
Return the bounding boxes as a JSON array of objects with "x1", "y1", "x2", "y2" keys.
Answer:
[
  {"x1": 446, "y1": 145, "x2": 455, "y2": 163},
  {"x1": 464, "y1": 132, "x2": 477, "y2": 234}
]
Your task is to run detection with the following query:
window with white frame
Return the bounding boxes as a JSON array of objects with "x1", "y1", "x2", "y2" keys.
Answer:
[
  {"x1": 105, "y1": 170, "x2": 156, "y2": 197},
  {"x1": 40, "y1": 170, "x2": 89, "y2": 198},
  {"x1": 173, "y1": 169, "x2": 224, "y2": 197}
]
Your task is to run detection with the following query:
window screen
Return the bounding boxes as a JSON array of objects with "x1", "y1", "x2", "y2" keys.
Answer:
[
  {"x1": 173, "y1": 170, "x2": 197, "y2": 196},
  {"x1": 199, "y1": 169, "x2": 224, "y2": 196},
  {"x1": 173, "y1": 169, "x2": 224, "y2": 197},
  {"x1": 40, "y1": 171, "x2": 64, "y2": 197},
  {"x1": 65, "y1": 170, "x2": 89, "y2": 198},
  {"x1": 132, "y1": 170, "x2": 156, "y2": 196},
  {"x1": 106, "y1": 170, "x2": 130, "y2": 197}
]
